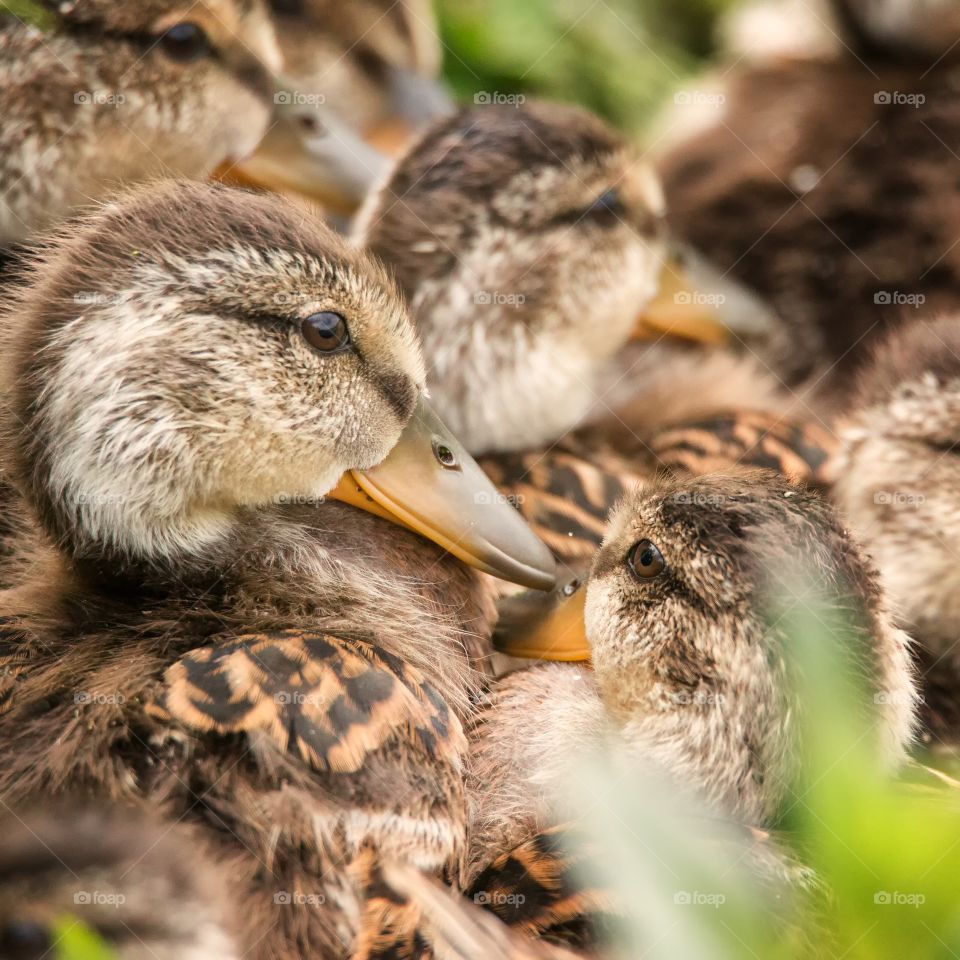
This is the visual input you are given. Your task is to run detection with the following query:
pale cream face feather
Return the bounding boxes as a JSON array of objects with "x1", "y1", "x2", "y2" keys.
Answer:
[{"x1": 8, "y1": 183, "x2": 425, "y2": 563}]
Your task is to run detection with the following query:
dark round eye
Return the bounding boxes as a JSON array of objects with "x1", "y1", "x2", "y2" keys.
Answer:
[
  {"x1": 301, "y1": 312, "x2": 352, "y2": 354},
  {"x1": 432, "y1": 440, "x2": 460, "y2": 470},
  {"x1": 561, "y1": 577, "x2": 581, "y2": 597},
  {"x1": 159, "y1": 22, "x2": 213, "y2": 63},
  {"x1": 0, "y1": 920, "x2": 52, "y2": 960},
  {"x1": 584, "y1": 188, "x2": 626, "y2": 222},
  {"x1": 627, "y1": 539, "x2": 665, "y2": 580}
]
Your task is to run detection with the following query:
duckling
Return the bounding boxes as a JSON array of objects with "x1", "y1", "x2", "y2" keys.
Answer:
[
  {"x1": 266, "y1": 0, "x2": 451, "y2": 146},
  {"x1": 356, "y1": 99, "x2": 683, "y2": 458},
  {"x1": 0, "y1": 180, "x2": 555, "y2": 960},
  {"x1": 827, "y1": 315, "x2": 960, "y2": 743},
  {"x1": 474, "y1": 473, "x2": 915, "y2": 889},
  {"x1": 0, "y1": 0, "x2": 275, "y2": 247},
  {"x1": 0, "y1": 804, "x2": 239, "y2": 959},
  {"x1": 0, "y1": 0, "x2": 379, "y2": 252},
  {"x1": 656, "y1": 0, "x2": 960, "y2": 396},
  {"x1": 357, "y1": 102, "x2": 834, "y2": 561}
]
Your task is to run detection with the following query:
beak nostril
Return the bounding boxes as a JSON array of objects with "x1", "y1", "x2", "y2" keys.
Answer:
[{"x1": 432, "y1": 440, "x2": 460, "y2": 470}]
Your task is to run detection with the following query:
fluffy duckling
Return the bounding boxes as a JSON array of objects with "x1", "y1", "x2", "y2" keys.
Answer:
[
  {"x1": 0, "y1": 0, "x2": 380, "y2": 251},
  {"x1": 0, "y1": 0, "x2": 278, "y2": 247},
  {"x1": 0, "y1": 181, "x2": 554, "y2": 960},
  {"x1": 475, "y1": 473, "x2": 915, "y2": 886},
  {"x1": 357, "y1": 102, "x2": 833, "y2": 562},
  {"x1": 0, "y1": 805, "x2": 239, "y2": 960},
  {"x1": 657, "y1": 0, "x2": 960, "y2": 395},
  {"x1": 357, "y1": 100, "x2": 681, "y2": 458},
  {"x1": 828, "y1": 315, "x2": 960, "y2": 742},
  {"x1": 267, "y1": 0, "x2": 451, "y2": 144}
]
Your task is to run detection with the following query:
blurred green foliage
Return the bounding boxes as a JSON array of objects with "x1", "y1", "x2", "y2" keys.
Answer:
[
  {"x1": 436, "y1": 0, "x2": 741, "y2": 135},
  {"x1": 0, "y1": 0, "x2": 59, "y2": 31}
]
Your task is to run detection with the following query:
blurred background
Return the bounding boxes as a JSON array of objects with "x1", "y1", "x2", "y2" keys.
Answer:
[{"x1": 436, "y1": 0, "x2": 740, "y2": 136}]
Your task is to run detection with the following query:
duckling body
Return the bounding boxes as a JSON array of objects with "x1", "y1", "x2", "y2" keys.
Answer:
[{"x1": 0, "y1": 181, "x2": 554, "y2": 959}]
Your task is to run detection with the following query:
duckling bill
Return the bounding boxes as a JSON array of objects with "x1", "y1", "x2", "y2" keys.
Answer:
[{"x1": 330, "y1": 397, "x2": 556, "y2": 589}]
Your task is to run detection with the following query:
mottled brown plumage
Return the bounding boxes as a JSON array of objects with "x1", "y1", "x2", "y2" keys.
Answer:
[
  {"x1": 0, "y1": 181, "x2": 550, "y2": 959},
  {"x1": 479, "y1": 407, "x2": 837, "y2": 566},
  {"x1": 657, "y1": 0, "x2": 960, "y2": 397}
]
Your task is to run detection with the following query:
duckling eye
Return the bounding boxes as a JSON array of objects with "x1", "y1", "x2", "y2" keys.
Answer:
[
  {"x1": 301, "y1": 312, "x2": 352, "y2": 355},
  {"x1": 159, "y1": 23, "x2": 213, "y2": 64},
  {"x1": 0, "y1": 919, "x2": 52, "y2": 959},
  {"x1": 583, "y1": 188, "x2": 626, "y2": 222},
  {"x1": 628, "y1": 539, "x2": 665, "y2": 580}
]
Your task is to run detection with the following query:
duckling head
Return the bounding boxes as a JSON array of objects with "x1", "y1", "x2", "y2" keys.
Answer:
[
  {"x1": 357, "y1": 101, "x2": 672, "y2": 455},
  {"x1": 588, "y1": 473, "x2": 915, "y2": 823},
  {"x1": 829, "y1": 316, "x2": 960, "y2": 660},
  {"x1": 497, "y1": 472, "x2": 916, "y2": 824},
  {"x1": 266, "y1": 0, "x2": 451, "y2": 138},
  {"x1": 4, "y1": 180, "x2": 556, "y2": 589},
  {"x1": 4, "y1": 180, "x2": 424, "y2": 567},
  {"x1": 0, "y1": 0, "x2": 283, "y2": 244}
]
